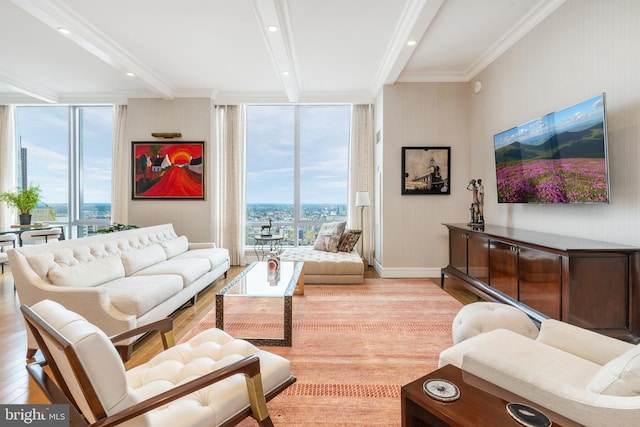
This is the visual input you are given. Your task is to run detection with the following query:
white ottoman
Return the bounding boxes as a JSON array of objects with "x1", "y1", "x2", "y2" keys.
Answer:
[{"x1": 451, "y1": 302, "x2": 539, "y2": 345}]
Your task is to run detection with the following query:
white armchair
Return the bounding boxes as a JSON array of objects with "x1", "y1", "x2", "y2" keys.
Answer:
[
  {"x1": 440, "y1": 306, "x2": 640, "y2": 427},
  {"x1": 22, "y1": 300, "x2": 295, "y2": 427}
]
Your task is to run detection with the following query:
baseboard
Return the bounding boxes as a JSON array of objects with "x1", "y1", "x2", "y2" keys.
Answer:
[{"x1": 371, "y1": 262, "x2": 441, "y2": 279}]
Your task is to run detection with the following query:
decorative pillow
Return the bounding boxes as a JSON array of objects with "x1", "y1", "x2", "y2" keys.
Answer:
[
  {"x1": 587, "y1": 345, "x2": 640, "y2": 396},
  {"x1": 313, "y1": 221, "x2": 346, "y2": 252},
  {"x1": 338, "y1": 229, "x2": 362, "y2": 252},
  {"x1": 49, "y1": 255, "x2": 125, "y2": 287},
  {"x1": 161, "y1": 235, "x2": 189, "y2": 258},
  {"x1": 120, "y1": 244, "x2": 167, "y2": 276}
]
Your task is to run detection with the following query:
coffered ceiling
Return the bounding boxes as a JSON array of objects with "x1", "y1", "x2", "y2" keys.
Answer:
[{"x1": 0, "y1": 0, "x2": 565, "y2": 104}]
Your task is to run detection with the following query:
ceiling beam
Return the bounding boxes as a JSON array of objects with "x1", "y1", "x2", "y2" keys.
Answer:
[
  {"x1": 10, "y1": 0, "x2": 176, "y2": 100},
  {"x1": 0, "y1": 71, "x2": 60, "y2": 103},
  {"x1": 251, "y1": 0, "x2": 300, "y2": 103},
  {"x1": 373, "y1": 0, "x2": 444, "y2": 89}
]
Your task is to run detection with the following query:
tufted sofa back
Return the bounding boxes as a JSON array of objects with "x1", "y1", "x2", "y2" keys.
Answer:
[{"x1": 11, "y1": 224, "x2": 180, "y2": 287}]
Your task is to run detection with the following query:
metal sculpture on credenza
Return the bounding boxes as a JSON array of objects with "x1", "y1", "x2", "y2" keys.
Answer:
[{"x1": 467, "y1": 179, "x2": 484, "y2": 228}]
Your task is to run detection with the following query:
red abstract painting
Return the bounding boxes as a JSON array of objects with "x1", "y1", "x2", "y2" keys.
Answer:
[{"x1": 132, "y1": 141, "x2": 205, "y2": 199}]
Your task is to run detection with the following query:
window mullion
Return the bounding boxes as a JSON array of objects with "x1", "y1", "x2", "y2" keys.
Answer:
[{"x1": 293, "y1": 105, "x2": 301, "y2": 246}]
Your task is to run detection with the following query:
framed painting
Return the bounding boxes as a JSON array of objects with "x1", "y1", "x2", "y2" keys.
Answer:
[
  {"x1": 401, "y1": 146, "x2": 450, "y2": 195},
  {"x1": 132, "y1": 141, "x2": 205, "y2": 200}
]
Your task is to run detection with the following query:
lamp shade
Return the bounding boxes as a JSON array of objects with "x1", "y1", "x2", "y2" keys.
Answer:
[{"x1": 355, "y1": 191, "x2": 371, "y2": 207}]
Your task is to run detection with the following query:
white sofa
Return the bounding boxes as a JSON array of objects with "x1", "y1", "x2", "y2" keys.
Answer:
[
  {"x1": 9, "y1": 223, "x2": 230, "y2": 360},
  {"x1": 439, "y1": 306, "x2": 640, "y2": 426}
]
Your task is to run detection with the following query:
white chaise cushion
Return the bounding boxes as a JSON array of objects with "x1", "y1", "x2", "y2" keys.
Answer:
[
  {"x1": 121, "y1": 244, "x2": 167, "y2": 276},
  {"x1": 588, "y1": 345, "x2": 640, "y2": 396},
  {"x1": 48, "y1": 255, "x2": 125, "y2": 288},
  {"x1": 160, "y1": 235, "x2": 189, "y2": 258},
  {"x1": 127, "y1": 328, "x2": 292, "y2": 427},
  {"x1": 100, "y1": 275, "x2": 183, "y2": 316}
]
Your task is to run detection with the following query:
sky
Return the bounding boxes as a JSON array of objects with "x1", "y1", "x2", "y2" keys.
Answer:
[
  {"x1": 246, "y1": 105, "x2": 351, "y2": 205},
  {"x1": 15, "y1": 104, "x2": 351, "y2": 207},
  {"x1": 494, "y1": 93, "x2": 605, "y2": 149},
  {"x1": 16, "y1": 106, "x2": 114, "y2": 205}
]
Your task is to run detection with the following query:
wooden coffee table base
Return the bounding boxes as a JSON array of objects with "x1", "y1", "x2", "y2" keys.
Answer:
[{"x1": 401, "y1": 364, "x2": 581, "y2": 427}]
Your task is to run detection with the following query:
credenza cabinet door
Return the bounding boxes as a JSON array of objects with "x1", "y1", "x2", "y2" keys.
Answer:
[
  {"x1": 449, "y1": 229, "x2": 468, "y2": 273},
  {"x1": 467, "y1": 234, "x2": 489, "y2": 284},
  {"x1": 518, "y1": 247, "x2": 561, "y2": 320},
  {"x1": 489, "y1": 240, "x2": 518, "y2": 299}
]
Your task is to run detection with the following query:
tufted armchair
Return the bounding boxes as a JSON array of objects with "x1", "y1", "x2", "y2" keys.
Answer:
[{"x1": 22, "y1": 300, "x2": 295, "y2": 427}]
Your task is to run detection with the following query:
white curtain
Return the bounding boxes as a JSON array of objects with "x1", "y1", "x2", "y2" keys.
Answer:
[
  {"x1": 216, "y1": 105, "x2": 246, "y2": 266},
  {"x1": 0, "y1": 105, "x2": 17, "y2": 228},
  {"x1": 110, "y1": 105, "x2": 128, "y2": 225},
  {"x1": 349, "y1": 104, "x2": 374, "y2": 265}
]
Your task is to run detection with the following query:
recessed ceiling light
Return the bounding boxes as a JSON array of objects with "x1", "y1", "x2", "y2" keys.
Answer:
[
  {"x1": 281, "y1": 71, "x2": 290, "y2": 76},
  {"x1": 407, "y1": 40, "x2": 417, "y2": 46},
  {"x1": 267, "y1": 25, "x2": 278, "y2": 32},
  {"x1": 57, "y1": 27, "x2": 71, "y2": 35},
  {"x1": 126, "y1": 72, "x2": 135, "y2": 77}
]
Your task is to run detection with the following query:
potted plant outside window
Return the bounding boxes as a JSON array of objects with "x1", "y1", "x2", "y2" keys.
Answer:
[{"x1": 0, "y1": 184, "x2": 51, "y2": 225}]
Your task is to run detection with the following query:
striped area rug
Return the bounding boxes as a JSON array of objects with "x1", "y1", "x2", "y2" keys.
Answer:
[{"x1": 181, "y1": 278, "x2": 463, "y2": 426}]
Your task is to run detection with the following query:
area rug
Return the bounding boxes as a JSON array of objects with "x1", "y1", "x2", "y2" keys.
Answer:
[{"x1": 180, "y1": 278, "x2": 463, "y2": 426}]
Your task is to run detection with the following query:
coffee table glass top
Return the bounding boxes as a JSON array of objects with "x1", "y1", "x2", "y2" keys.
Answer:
[{"x1": 218, "y1": 261, "x2": 303, "y2": 297}]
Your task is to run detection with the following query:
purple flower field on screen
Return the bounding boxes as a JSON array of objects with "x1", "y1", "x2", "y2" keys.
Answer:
[{"x1": 496, "y1": 158, "x2": 608, "y2": 203}]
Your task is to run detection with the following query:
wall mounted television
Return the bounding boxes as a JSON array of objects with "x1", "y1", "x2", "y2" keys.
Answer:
[{"x1": 493, "y1": 93, "x2": 610, "y2": 204}]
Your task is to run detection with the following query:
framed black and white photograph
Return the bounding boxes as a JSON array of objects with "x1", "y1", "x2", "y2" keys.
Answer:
[{"x1": 401, "y1": 146, "x2": 450, "y2": 195}]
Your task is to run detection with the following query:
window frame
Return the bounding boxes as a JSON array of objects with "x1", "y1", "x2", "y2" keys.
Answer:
[{"x1": 245, "y1": 104, "x2": 351, "y2": 248}]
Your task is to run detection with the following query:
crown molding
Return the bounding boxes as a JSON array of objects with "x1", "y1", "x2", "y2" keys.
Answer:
[
  {"x1": 0, "y1": 71, "x2": 59, "y2": 103},
  {"x1": 464, "y1": 0, "x2": 567, "y2": 80},
  {"x1": 397, "y1": 70, "x2": 468, "y2": 83}
]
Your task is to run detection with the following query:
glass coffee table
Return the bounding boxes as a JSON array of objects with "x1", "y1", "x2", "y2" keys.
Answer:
[{"x1": 215, "y1": 261, "x2": 304, "y2": 346}]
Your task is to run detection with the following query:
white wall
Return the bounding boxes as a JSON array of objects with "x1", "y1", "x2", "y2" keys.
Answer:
[
  {"x1": 470, "y1": 0, "x2": 640, "y2": 245},
  {"x1": 376, "y1": 0, "x2": 640, "y2": 277},
  {"x1": 125, "y1": 98, "x2": 219, "y2": 243},
  {"x1": 377, "y1": 83, "x2": 470, "y2": 277}
]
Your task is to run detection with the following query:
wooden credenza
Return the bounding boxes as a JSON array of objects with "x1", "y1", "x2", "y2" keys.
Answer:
[{"x1": 441, "y1": 223, "x2": 640, "y2": 343}]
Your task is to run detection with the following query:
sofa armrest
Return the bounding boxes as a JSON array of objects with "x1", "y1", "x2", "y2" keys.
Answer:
[
  {"x1": 188, "y1": 242, "x2": 216, "y2": 249},
  {"x1": 461, "y1": 349, "x2": 640, "y2": 427},
  {"x1": 536, "y1": 319, "x2": 634, "y2": 365}
]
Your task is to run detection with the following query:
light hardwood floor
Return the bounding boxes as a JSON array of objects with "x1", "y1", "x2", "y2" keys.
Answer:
[{"x1": 0, "y1": 265, "x2": 477, "y2": 405}]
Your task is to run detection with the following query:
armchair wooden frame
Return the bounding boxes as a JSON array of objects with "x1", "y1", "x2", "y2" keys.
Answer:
[{"x1": 21, "y1": 305, "x2": 295, "y2": 427}]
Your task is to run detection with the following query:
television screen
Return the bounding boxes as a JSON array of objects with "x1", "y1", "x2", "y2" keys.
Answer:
[{"x1": 494, "y1": 93, "x2": 609, "y2": 204}]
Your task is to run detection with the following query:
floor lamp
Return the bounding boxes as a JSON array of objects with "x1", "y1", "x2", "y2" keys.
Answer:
[{"x1": 355, "y1": 191, "x2": 370, "y2": 267}]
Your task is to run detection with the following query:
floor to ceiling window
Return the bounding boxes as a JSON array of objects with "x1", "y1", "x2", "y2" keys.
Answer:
[
  {"x1": 245, "y1": 104, "x2": 351, "y2": 247},
  {"x1": 15, "y1": 105, "x2": 114, "y2": 238}
]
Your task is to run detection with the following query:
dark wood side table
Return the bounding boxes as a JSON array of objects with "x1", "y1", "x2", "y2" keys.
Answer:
[{"x1": 401, "y1": 364, "x2": 583, "y2": 427}]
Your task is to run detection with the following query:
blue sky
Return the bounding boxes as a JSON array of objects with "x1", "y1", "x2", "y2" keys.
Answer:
[
  {"x1": 16, "y1": 106, "x2": 114, "y2": 205},
  {"x1": 494, "y1": 93, "x2": 605, "y2": 149},
  {"x1": 246, "y1": 105, "x2": 351, "y2": 204}
]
